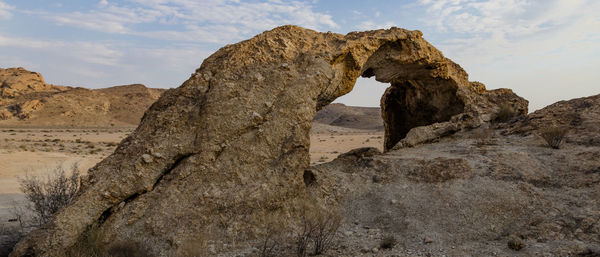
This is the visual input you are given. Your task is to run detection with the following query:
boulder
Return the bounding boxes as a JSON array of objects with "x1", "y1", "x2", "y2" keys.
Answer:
[{"x1": 10, "y1": 25, "x2": 526, "y2": 256}]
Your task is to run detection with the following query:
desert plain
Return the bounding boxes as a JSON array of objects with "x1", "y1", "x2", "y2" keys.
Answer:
[{"x1": 0, "y1": 125, "x2": 384, "y2": 224}]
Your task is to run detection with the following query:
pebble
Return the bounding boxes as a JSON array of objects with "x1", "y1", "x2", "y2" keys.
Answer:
[
  {"x1": 423, "y1": 236, "x2": 433, "y2": 244},
  {"x1": 141, "y1": 154, "x2": 153, "y2": 163}
]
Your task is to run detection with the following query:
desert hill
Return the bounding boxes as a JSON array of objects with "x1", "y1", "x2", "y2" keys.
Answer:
[
  {"x1": 313, "y1": 103, "x2": 383, "y2": 130},
  {"x1": 0, "y1": 67, "x2": 165, "y2": 127}
]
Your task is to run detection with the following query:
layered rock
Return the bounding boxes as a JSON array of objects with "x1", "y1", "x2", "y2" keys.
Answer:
[{"x1": 10, "y1": 25, "x2": 526, "y2": 256}]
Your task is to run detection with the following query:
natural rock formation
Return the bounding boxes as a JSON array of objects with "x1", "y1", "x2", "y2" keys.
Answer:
[
  {"x1": 10, "y1": 25, "x2": 526, "y2": 256},
  {"x1": 0, "y1": 68, "x2": 65, "y2": 98},
  {"x1": 0, "y1": 68, "x2": 165, "y2": 127},
  {"x1": 506, "y1": 94, "x2": 600, "y2": 146},
  {"x1": 307, "y1": 94, "x2": 600, "y2": 256}
]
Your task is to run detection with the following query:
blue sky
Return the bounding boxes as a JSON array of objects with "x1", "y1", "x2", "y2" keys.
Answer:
[{"x1": 0, "y1": 0, "x2": 598, "y2": 111}]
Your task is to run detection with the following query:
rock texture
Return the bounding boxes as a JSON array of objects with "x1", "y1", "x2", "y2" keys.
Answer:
[
  {"x1": 307, "y1": 94, "x2": 600, "y2": 256},
  {"x1": 10, "y1": 25, "x2": 526, "y2": 256},
  {"x1": 0, "y1": 67, "x2": 165, "y2": 127},
  {"x1": 0, "y1": 68, "x2": 66, "y2": 98},
  {"x1": 506, "y1": 94, "x2": 600, "y2": 146}
]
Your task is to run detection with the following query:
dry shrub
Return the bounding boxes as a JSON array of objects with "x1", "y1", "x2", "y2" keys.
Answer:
[
  {"x1": 259, "y1": 216, "x2": 286, "y2": 257},
  {"x1": 295, "y1": 200, "x2": 342, "y2": 257},
  {"x1": 379, "y1": 234, "x2": 397, "y2": 249},
  {"x1": 493, "y1": 104, "x2": 518, "y2": 123},
  {"x1": 19, "y1": 164, "x2": 80, "y2": 226},
  {"x1": 539, "y1": 126, "x2": 569, "y2": 149}
]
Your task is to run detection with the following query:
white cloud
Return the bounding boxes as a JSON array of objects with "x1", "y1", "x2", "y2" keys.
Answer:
[
  {"x1": 0, "y1": 34, "x2": 123, "y2": 66},
  {"x1": 0, "y1": 1, "x2": 15, "y2": 20},
  {"x1": 418, "y1": 0, "x2": 600, "y2": 110},
  {"x1": 42, "y1": 0, "x2": 338, "y2": 44},
  {"x1": 419, "y1": 0, "x2": 600, "y2": 62},
  {"x1": 356, "y1": 20, "x2": 396, "y2": 30}
]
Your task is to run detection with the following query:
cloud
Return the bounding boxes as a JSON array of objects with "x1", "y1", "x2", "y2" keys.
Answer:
[
  {"x1": 41, "y1": 0, "x2": 338, "y2": 44},
  {"x1": 0, "y1": 34, "x2": 123, "y2": 66},
  {"x1": 0, "y1": 1, "x2": 14, "y2": 20},
  {"x1": 418, "y1": 0, "x2": 600, "y2": 110},
  {"x1": 418, "y1": 0, "x2": 600, "y2": 63},
  {"x1": 356, "y1": 20, "x2": 396, "y2": 30}
]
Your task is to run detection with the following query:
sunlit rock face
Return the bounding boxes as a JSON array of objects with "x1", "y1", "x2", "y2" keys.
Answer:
[{"x1": 10, "y1": 25, "x2": 526, "y2": 256}]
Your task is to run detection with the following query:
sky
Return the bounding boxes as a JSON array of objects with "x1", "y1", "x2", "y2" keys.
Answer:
[{"x1": 0, "y1": 0, "x2": 598, "y2": 111}]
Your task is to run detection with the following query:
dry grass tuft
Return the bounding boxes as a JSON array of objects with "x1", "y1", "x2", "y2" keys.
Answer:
[
  {"x1": 379, "y1": 234, "x2": 397, "y2": 249},
  {"x1": 539, "y1": 126, "x2": 569, "y2": 149}
]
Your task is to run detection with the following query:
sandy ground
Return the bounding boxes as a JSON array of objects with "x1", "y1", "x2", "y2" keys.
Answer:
[{"x1": 0, "y1": 126, "x2": 383, "y2": 227}]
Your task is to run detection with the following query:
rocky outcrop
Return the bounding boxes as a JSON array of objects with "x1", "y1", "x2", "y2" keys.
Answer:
[
  {"x1": 10, "y1": 25, "x2": 526, "y2": 256},
  {"x1": 0, "y1": 68, "x2": 67, "y2": 98},
  {"x1": 506, "y1": 94, "x2": 600, "y2": 146},
  {"x1": 304, "y1": 95, "x2": 600, "y2": 255},
  {"x1": 0, "y1": 68, "x2": 165, "y2": 127}
]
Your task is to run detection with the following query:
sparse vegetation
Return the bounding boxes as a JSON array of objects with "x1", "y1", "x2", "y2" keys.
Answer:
[
  {"x1": 259, "y1": 217, "x2": 286, "y2": 257},
  {"x1": 507, "y1": 236, "x2": 526, "y2": 251},
  {"x1": 19, "y1": 164, "x2": 81, "y2": 226},
  {"x1": 379, "y1": 234, "x2": 397, "y2": 249},
  {"x1": 295, "y1": 200, "x2": 342, "y2": 257},
  {"x1": 539, "y1": 126, "x2": 569, "y2": 149}
]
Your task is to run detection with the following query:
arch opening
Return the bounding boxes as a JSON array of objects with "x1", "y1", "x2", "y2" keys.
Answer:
[
  {"x1": 341, "y1": 40, "x2": 467, "y2": 152},
  {"x1": 379, "y1": 79, "x2": 465, "y2": 151},
  {"x1": 311, "y1": 77, "x2": 386, "y2": 165}
]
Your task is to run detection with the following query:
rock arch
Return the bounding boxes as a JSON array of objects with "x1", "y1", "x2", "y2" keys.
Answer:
[{"x1": 11, "y1": 26, "x2": 527, "y2": 256}]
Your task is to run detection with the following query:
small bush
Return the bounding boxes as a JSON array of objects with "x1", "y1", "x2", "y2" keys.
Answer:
[
  {"x1": 259, "y1": 217, "x2": 286, "y2": 257},
  {"x1": 295, "y1": 200, "x2": 342, "y2": 257},
  {"x1": 379, "y1": 234, "x2": 397, "y2": 249},
  {"x1": 19, "y1": 164, "x2": 80, "y2": 226},
  {"x1": 539, "y1": 126, "x2": 569, "y2": 149}
]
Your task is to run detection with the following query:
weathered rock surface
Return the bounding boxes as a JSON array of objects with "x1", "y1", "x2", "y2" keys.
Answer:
[
  {"x1": 506, "y1": 94, "x2": 600, "y2": 146},
  {"x1": 0, "y1": 68, "x2": 66, "y2": 98},
  {"x1": 11, "y1": 25, "x2": 526, "y2": 256},
  {"x1": 0, "y1": 67, "x2": 165, "y2": 127},
  {"x1": 308, "y1": 95, "x2": 600, "y2": 256}
]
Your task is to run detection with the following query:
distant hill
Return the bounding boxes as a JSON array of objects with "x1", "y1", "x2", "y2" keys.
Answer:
[
  {"x1": 313, "y1": 103, "x2": 383, "y2": 131},
  {"x1": 0, "y1": 67, "x2": 165, "y2": 127}
]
